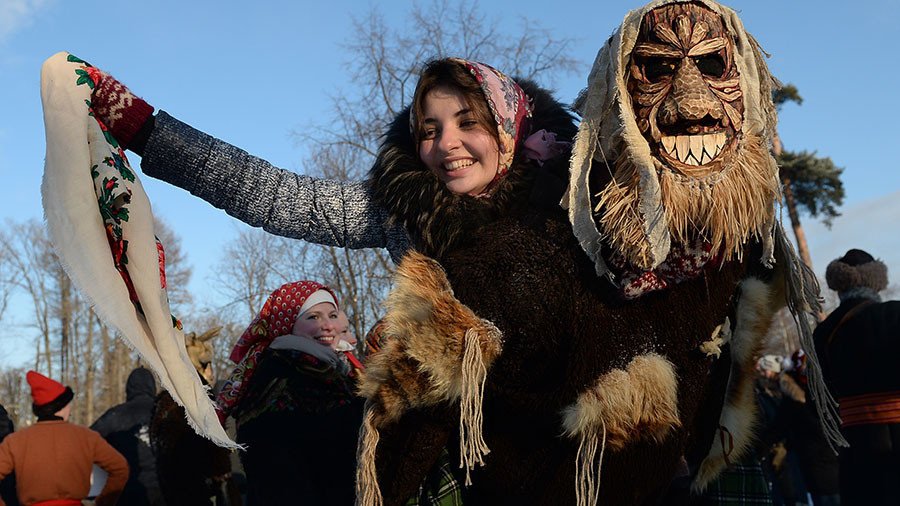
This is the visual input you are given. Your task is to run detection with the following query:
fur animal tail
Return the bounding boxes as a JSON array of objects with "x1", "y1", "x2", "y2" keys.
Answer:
[{"x1": 355, "y1": 404, "x2": 383, "y2": 506}]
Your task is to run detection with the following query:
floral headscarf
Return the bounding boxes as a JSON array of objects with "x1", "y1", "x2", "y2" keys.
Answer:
[{"x1": 216, "y1": 280, "x2": 338, "y2": 417}]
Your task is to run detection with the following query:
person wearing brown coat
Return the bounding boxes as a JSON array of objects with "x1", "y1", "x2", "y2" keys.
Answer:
[{"x1": 0, "y1": 371, "x2": 129, "y2": 506}]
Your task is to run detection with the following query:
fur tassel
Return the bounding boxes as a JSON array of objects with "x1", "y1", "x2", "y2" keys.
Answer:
[
  {"x1": 574, "y1": 420, "x2": 607, "y2": 506},
  {"x1": 459, "y1": 327, "x2": 491, "y2": 485},
  {"x1": 561, "y1": 353, "x2": 680, "y2": 451},
  {"x1": 774, "y1": 224, "x2": 847, "y2": 449},
  {"x1": 355, "y1": 404, "x2": 383, "y2": 506},
  {"x1": 355, "y1": 252, "x2": 504, "y2": 493}
]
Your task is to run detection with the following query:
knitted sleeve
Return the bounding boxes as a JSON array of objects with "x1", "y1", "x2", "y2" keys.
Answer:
[{"x1": 141, "y1": 112, "x2": 402, "y2": 253}]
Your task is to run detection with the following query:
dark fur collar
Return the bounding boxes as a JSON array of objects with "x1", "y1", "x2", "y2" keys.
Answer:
[{"x1": 367, "y1": 80, "x2": 577, "y2": 259}]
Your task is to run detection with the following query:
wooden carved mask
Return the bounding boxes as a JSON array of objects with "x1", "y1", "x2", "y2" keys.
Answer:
[{"x1": 627, "y1": 2, "x2": 743, "y2": 178}]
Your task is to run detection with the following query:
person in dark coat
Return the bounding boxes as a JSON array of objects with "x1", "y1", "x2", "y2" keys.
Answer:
[
  {"x1": 91, "y1": 367, "x2": 163, "y2": 506},
  {"x1": 814, "y1": 248, "x2": 900, "y2": 505},
  {"x1": 217, "y1": 281, "x2": 364, "y2": 506},
  {"x1": 781, "y1": 351, "x2": 840, "y2": 506},
  {"x1": 0, "y1": 404, "x2": 17, "y2": 506}
]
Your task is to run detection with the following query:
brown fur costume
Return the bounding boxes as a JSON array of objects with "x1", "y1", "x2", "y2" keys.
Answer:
[
  {"x1": 358, "y1": 81, "x2": 577, "y2": 504},
  {"x1": 361, "y1": 201, "x2": 783, "y2": 504}
]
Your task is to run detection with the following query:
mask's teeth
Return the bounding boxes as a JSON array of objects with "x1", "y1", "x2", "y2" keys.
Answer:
[
  {"x1": 689, "y1": 135, "x2": 703, "y2": 163},
  {"x1": 662, "y1": 136, "x2": 676, "y2": 156},
  {"x1": 702, "y1": 134, "x2": 718, "y2": 163},
  {"x1": 676, "y1": 135, "x2": 690, "y2": 163},
  {"x1": 663, "y1": 132, "x2": 728, "y2": 165}
]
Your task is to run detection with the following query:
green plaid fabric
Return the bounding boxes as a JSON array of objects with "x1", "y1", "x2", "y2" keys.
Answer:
[
  {"x1": 405, "y1": 448, "x2": 464, "y2": 506},
  {"x1": 702, "y1": 458, "x2": 773, "y2": 505}
]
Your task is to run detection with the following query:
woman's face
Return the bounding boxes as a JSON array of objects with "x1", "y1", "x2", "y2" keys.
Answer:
[
  {"x1": 418, "y1": 86, "x2": 500, "y2": 196},
  {"x1": 291, "y1": 302, "x2": 341, "y2": 347},
  {"x1": 334, "y1": 311, "x2": 358, "y2": 351}
]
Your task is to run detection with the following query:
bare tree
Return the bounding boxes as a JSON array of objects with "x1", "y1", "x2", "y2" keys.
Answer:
[
  {"x1": 210, "y1": 228, "x2": 293, "y2": 323},
  {"x1": 0, "y1": 216, "x2": 194, "y2": 425},
  {"x1": 0, "y1": 221, "x2": 61, "y2": 377}
]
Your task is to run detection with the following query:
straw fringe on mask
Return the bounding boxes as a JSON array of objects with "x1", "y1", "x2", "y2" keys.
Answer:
[{"x1": 595, "y1": 132, "x2": 780, "y2": 270}]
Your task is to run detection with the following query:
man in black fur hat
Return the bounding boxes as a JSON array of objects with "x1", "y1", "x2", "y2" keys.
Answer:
[{"x1": 814, "y1": 248, "x2": 900, "y2": 505}]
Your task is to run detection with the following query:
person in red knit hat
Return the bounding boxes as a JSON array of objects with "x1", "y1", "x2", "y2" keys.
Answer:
[{"x1": 0, "y1": 371, "x2": 129, "y2": 506}]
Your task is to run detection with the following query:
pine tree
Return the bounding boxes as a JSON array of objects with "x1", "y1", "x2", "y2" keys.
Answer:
[{"x1": 773, "y1": 84, "x2": 845, "y2": 269}]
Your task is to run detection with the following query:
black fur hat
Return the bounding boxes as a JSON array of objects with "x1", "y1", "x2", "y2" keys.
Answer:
[{"x1": 825, "y1": 248, "x2": 888, "y2": 293}]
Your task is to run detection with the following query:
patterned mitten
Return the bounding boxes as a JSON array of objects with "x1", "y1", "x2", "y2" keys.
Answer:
[{"x1": 91, "y1": 70, "x2": 155, "y2": 150}]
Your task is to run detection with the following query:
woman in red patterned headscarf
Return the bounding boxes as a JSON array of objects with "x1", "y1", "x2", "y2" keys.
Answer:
[{"x1": 217, "y1": 281, "x2": 363, "y2": 506}]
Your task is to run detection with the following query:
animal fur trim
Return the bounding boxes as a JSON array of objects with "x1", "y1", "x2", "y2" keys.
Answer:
[
  {"x1": 561, "y1": 353, "x2": 680, "y2": 448},
  {"x1": 693, "y1": 278, "x2": 773, "y2": 491},
  {"x1": 356, "y1": 252, "x2": 503, "y2": 503},
  {"x1": 566, "y1": 0, "x2": 781, "y2": 276},
  {"x1": 561, "y1": 353, "x2": 680, "y2": 506}
]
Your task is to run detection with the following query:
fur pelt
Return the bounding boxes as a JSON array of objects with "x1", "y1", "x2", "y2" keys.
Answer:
[
  {"x1": 367, "y1": 81, "x2": 577, "y2": 260},
  {"x1": 357, "y1": 252, "x2": 503, "y2": 505},
  {"x1": 358, "y1": 252, "x2": 503, "y2": 425},
  {"x1": 561, "y1": 353, "x2": 681, "y2": 451},
  {"x1": 692, "y1": 277, "x2": 777, "y2": 492}
]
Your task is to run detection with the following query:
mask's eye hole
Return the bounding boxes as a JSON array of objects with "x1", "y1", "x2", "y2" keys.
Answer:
[
  {"x1": 643, "y1": 57, "x2": 679, "y2": 81},
  {"x1": 694, "y1": 54, "x2": 726, "y2": 78}
]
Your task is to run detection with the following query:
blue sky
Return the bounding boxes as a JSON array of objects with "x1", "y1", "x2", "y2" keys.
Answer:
[{"x1": 1, "y1": 0, "x2": 899, "y2": 366}]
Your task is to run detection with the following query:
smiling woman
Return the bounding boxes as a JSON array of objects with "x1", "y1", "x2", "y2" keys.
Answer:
[{"x1": 216, "y1": 281, "x2": 364, "y2": 506}]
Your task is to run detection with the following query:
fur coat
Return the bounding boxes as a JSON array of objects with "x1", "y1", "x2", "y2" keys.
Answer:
[
  {"x1": 359, "y1": 81, "x2": 578, "y2": 504},
  {"x1": 361, "y1": 195, "x2": 786, "y2": 504}
]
